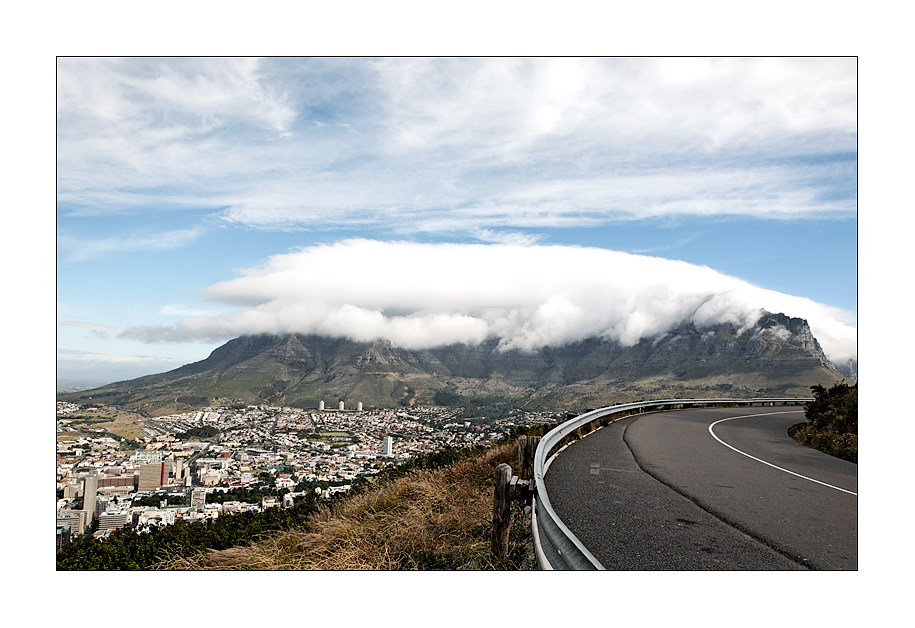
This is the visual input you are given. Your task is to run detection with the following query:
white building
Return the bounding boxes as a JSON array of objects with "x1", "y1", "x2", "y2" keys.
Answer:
[
  {"x1": 131, "y1": 450, "x2": 164, "y2": 463},
  {"x1": 97, "y1": 511, "x2": 131, "y2": 533},
  {"x1": 57, "y1": 509, "x2": 87, "y2": 536},
  {"x1": 83, "y1": 476, "x2": 98, "y2": 524}
]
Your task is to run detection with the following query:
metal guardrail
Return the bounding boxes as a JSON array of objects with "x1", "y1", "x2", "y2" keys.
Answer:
[{"x1": 530, "y1": 397, "x2": 813, "y2": 570}]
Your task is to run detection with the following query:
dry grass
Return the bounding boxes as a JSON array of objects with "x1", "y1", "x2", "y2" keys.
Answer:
[{"x1": 158, "y1": 441, "x2": 532, "y2": 570}]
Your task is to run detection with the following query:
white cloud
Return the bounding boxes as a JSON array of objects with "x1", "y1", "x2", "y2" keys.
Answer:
[
  {"x1": 57, "y1": 57, "x2": 295, "y2": 213},
  {"x1": 57, "y1": 227, "x2": 205, "y2": 261},
  {"x1": 472, "y1": 229, "x2": 545, "y2": 246},
  {"x1": 159, "y1": 304, "x2": 226, "y2": 317},
  {"x1": 57, "y1": 57, "x2": 857, "y2": 235},
  {"x1": 120, "y1": 240, "x2": 857, "y2": 363},
  {"x1": 57, "y1": 320, "x2": 123, "y2": 332},
  {"x1": 375, "y1": 57, "x2": 856, "y2": 156}
]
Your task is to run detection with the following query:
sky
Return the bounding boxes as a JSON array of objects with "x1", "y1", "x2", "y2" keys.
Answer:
[{"x1": 56, "y1": 57, "x2": 858, "y2": 385}]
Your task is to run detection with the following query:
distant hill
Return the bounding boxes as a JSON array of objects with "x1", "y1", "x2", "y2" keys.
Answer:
[{"x1": 57, "y1": 312, "x2": 850, "y2": 416}]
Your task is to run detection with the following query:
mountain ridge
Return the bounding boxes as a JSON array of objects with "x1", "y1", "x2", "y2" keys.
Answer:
[{"x1": 58, "y1": 311, "x2": 851, "y2": 416}]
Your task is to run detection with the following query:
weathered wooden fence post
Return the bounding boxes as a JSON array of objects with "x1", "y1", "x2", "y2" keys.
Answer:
[
  {"x1": 517, "y1": 435, "x2": 540, "y2": 481},
  {"x1": 491, "y1": 463, "x2": 512, "y2": 563}
]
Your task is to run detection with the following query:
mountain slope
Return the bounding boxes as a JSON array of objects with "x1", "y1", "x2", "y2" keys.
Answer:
[{"x1": 58, "y1": 312, "x2": 849, "y2": 416}]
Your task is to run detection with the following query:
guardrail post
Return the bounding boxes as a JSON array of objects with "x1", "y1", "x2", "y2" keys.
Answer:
[
  {"x1": 517, "y1": 435, "x2": 540, "y2": 481},
  {"x1": 492, "y1": 463, "x2": 512, "y2": 563}
]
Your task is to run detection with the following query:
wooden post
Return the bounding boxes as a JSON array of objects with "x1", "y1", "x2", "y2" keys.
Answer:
[
  {"x1": 491, "y1": 463, "x2": 512, "y2": 563},
  {"x1": 517, "y1": 435, "x2": 540, "y2": 481},
  {"x1": 517, "y1": 437, "x2": 529, "y2": 481}
]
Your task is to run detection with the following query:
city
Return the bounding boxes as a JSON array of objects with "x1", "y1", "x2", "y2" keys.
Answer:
[{"x1": 56, "y1": 400, "x2": 560, "y2": 547}]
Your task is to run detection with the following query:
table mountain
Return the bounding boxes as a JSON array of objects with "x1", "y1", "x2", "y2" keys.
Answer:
[{"x1": 59, "y1": 311, "x2": 850, "y2": 416}]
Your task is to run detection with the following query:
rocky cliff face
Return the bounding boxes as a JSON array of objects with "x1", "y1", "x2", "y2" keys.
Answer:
[
  {"x1": 60, "y1": 311, "x2": 848, "y2": 415},
  {"x1": 835, "y1": 358, "x2": 857, "y2": 381}
]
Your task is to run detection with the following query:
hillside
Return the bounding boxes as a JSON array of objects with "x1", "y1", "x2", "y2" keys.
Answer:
[
  {"x1": 58, "y1": 437, "x2": 535, "y2": 570},
  {"x1": 58, "y1": 311, "x2": 848, "y2": 416}
]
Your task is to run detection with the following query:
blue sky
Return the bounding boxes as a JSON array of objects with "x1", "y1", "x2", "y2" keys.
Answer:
[{"x1": 56, "y1": 57, "x2": 858, "y2": 384}]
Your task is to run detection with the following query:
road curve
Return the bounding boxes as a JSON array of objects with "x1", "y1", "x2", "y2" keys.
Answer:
[{"x1": 543, "y1": 406, "x2": 857, "y2": 570}]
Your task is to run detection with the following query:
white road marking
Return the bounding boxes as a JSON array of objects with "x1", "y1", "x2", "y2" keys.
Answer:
[{"x1": 708, "y1": 410, "x2": 857, "y2": 497}]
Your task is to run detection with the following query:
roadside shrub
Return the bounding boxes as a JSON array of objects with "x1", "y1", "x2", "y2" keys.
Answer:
[{"x1": 792, "y1": 382, "x2": 857, "y2": 463}]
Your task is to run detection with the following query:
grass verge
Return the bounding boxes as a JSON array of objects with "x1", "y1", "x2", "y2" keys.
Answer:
[{"x1": 156, "y1": 439, "x2": 535, "y2": 570}]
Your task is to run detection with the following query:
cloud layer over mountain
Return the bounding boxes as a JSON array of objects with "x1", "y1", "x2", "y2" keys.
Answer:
[{"x1": 120, "y1": 240, "x2": 857, "y2": 364}]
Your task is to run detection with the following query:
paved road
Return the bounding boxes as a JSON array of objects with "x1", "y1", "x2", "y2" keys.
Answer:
[{"x1": 543, "y1": 407, "x2": 857, "y2": 570}]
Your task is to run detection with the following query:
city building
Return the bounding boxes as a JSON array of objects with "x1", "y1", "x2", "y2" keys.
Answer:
[
  {"x1": 131, "y1": 450, "x2": 164, "y2": 464},
  {"x1": 83, "y1": 476, "x2": 98, "y2": 524},
  {"x1": 191, "y1": 488, "x2": 206, "y2": 509},
  {"x1": 97, "y1": 511, "x2": 130, "y2": 534},
  {"x1": 98, "y1": 475, "x2": 137, "y2": 490},
  {"x1": 138, "y1": 462, "x2": 166, "y2": 492},
  {"x1": 57, "y1": 523, "x2": 71, "y2": 548},
  {"x1": 57, "y1": 510, "x2": 87, "y2": 536}
]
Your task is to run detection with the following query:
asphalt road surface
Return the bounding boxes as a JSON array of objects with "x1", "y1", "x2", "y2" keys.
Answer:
[{"x1": 543, "y1": 407, "x2": 857, "y2": 570}]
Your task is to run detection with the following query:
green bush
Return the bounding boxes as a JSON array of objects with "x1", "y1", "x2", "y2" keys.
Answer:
[{"x1": 793, "y1": 382, "x2": 857, "y2": 463}]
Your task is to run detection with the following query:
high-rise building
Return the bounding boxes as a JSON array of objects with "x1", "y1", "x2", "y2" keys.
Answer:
[
  {"x1": 357, "y1": 402, "x2": 363, "y2": 411},
  {"x1": 138, "y1": 462, "x2": 165, "y2": 492},
  {"x1": 383, "y1": 435, "x2": 393, "y2": 456},
  {"x1": 318, "y1": 400, "x2": 325, "y2": 411},
  {"x1": 83, "y1": 476, "x2": 98, "y2": 523},
  {"x1": 339, "y1": 400, "x2": 345, "y2": 411}
]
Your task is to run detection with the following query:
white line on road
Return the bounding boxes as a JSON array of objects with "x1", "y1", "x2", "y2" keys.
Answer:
[{"x1": 708, "y1": 411, "x2": 857, "y2": 496}]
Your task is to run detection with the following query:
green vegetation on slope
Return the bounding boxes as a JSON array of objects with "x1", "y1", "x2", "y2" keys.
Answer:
[
  {"x1": 56, "y1": 498, "x2": 319, "y2": 570},
  {"x1": 791, "y1": 382, "x2": 857, "y2": 463}
]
